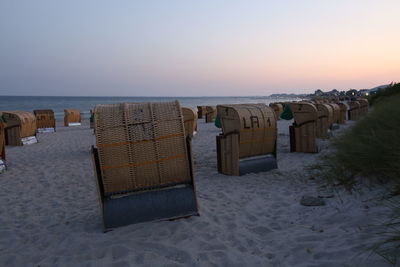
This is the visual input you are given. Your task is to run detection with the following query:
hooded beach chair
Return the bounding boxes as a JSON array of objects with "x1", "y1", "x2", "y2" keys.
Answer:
[
  {"x1": 64, "y1": 109, "x2": 81, "y2": 126},
  {"x1": 288, "y1": 102, "x2": 319, "y2": 153},
  {"x1": 205, "y1": 106, "x2": 217, "y2": 123},
  {"x1": 337, "y1": 103, "x2": 348, "y2": 124},
  {"x1": 3, "y1": 111, "x2": 37, "y2": 146},
  {"x1": 33, "y1": 109, "x2": 56, "y2": 132},
  {"x1": 348, "y1": 101, "x2": 360, "y2": 120},
  {"x1": 316, "y1": 104, "x2": 333, "y2": 138},
  {"x1": 0, "y1": 120, "x2": 6, "y2": 172},
  {"x1": 327, "y1": 103, "x2": 340, "y2": 125},
  {"x1": 181, "y1": 107, "x2": 198, "y2": 138},
  {"x1": 92, "y1": 101, "x2": 199, "y2": 229},
  {"x1": 197, "y1": 106, "x2": 207, "y2": 119},
  {"x1": 269, "y1": 103, "x2": 284, "y2": 120},
  {"x1": 216, "y1": 104, "x2": 277, "y2": 176},
  {"x1": 357, "y1": 99, "x2": 369, "y2": 116}
]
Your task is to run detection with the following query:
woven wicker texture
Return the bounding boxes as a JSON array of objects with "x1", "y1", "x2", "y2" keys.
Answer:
[
  {"x1": 269, "y1": 103, "x2": 284, "y2": 120},
  {"x1": 64, "y1": 109, "x2": 81, "y2": 126},
  {"x1": 182, "y1": 107, "x2": 198, "y2": 138},
  {"x1": 337, "y1": 103, "x2": 348, "y2": 124},
  {"x1": 34, "y1": 109, "x2": 55, "y2": 129},
  {"x1": 348, "y1": 101, "x2": 360, "y2": 120},
  {"x1": 205, "y1": 106, "x2": 216, "y2": 123},
  {"x1": 94, "y1": 101, "x2": 191, "y2": 195},
  {"x1": 316, "y1": 104, "x2": 333, "y2": 138},
  {"x1": 2, "y1": 111, "x2": 37, "y2": 138},
  {"x1": 217, "y1": 104, "x2": 277, "y2": 159},
  {"x1": 327, "y1": 103, "x2": 340, "y2": 124}
]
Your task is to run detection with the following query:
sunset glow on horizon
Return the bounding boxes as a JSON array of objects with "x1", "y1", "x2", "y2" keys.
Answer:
[{"x1": 0, "y1": 0, "x2": 399, "y2": 96}]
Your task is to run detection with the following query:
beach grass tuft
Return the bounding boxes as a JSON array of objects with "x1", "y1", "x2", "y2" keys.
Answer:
[
  {"x1": 320, "y1": 83, "x2": 400, "y2": 186},
  {"x1": 316, "y1": 82, "x2": 400, "y2": 263}
]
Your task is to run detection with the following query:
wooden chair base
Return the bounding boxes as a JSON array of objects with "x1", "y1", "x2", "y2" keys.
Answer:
[
  {"x1": 217, "y1": 133, "x2": 277, "y2": 176},
  {"x1": 91, "y1": 141, "x2": 199, "y2": 230}
]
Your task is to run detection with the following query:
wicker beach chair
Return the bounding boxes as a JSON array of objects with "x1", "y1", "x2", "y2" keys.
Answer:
[
  {"x1": 0, "y1": 120, "x2": 5, "y2": 172},
  {"x1": 327, "y1": 103, "x2": 341, "y2": 125},
  {"x1": 216, "y1": 104, "x2": 277, "y2": 176},
  {"x1": 197, "y1": 106, "x2": 207, "y2": 119},
  {"x1": 205, "y1": 106, "x2": 217, "y2": 123},
  {"x1": 269, "y1": 103, "x2": 284, "y2": 120},
  {"x1": 289, "y1": 102, "x2": 319, "y2": 153},
  {"x1": 337, "y1": 103, "x2": 348, "y2": 124},
  {"x1": 90, "y1": 109, "x2": 94, "y2": 129},
  {"x1": 182, "y1": 107, "x2": 198, "y2": 138},
  {"x1": 64, "y1": 109, "x2": 81, "y2": 126},
  {"x1": 3, "y1": 111, "x2": 37, "y2": 146},
  {"x1": 348, "y1": 101, "x2": 361, "y2": 120},
  {"x1": 92, "y1": 101, "x2": 198, "y2": 229},
  {"x1": 0, "y1": 120, "x2": 5, "y2": 161},
  {"x1": 33, "y1": 109, "x2": 56, "y2": 132},
  {"x1": 357, "y1": 99, "x2": 369, "y2": 116},
  {"x1": 316, "y1": 104, "x2": 333, "y2": 138}
]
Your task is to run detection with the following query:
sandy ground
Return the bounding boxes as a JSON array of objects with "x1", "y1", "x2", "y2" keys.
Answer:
[{"x1": 0, "y1": 119, "x2": 396, "y2": 267}]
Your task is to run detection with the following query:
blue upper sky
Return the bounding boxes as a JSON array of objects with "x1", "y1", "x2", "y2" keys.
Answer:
[{"x1": 0, "y1": 0, "x2": 399, "y2": 96}]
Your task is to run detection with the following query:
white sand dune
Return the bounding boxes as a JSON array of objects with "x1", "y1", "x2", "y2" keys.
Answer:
[{"x1": 0, "y1": 120, "x2": 394, "y2": 266}]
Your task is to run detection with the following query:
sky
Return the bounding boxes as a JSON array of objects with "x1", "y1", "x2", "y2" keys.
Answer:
[{"x1": 0, "y1": 0, "x2": 399, "y2": 96}]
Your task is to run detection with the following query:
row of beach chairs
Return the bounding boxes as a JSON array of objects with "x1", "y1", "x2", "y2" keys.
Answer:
[
  {"x1": 289, "y1": 98, "x2": 369, "y2": 153},
  {"x1": 91, "y1": 98, "x2": 369, "y2": 230},
  {"x1": 0, "y1": 109, "x2": 82, "y2": 170},
  {"x1": 0, "y1": 98, "x2": 368, "y2": 230}
]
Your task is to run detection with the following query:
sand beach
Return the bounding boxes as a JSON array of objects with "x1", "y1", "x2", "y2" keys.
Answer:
[{"x1": 0, "y1": 118, "x2": 394, "y2": 267}]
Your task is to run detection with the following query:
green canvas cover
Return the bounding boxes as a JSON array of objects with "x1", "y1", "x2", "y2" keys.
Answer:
[
  {"x1": 280, "y1": 104, "x2": 293, "y2": 120},
  {"x1": 214, "y1": 114, "x2": 222, "y2": 128}
]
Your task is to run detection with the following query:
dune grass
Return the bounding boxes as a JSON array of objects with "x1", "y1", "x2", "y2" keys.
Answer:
[
  {"x1": 316, "y1": 84, "x2": 400, "y2": 264},
  {"x1": 369, "y1": 82, "x2": 400, "y2": 106},
  {"x1": 319, "y1": 86, "x2": 400, "y2": 188}
]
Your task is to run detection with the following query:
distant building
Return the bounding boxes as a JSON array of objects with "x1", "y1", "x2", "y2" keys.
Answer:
[
  {"x1": 346, "y1": 89, "x2": 358, "y2": 96},
  {"x1": 326, "y1": 89, "x2": 339, "y2": 96},
  {"x1": 314, "y1": 89, "x2": 324, "y2": 96},
  {"x1": 358, "y1": 89, "x2": 370, "y2": 96}
]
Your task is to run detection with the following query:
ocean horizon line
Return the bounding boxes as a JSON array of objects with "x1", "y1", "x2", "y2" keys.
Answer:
[{"x1": 0, "y1": 94, "x2": 304, "y2": 98}]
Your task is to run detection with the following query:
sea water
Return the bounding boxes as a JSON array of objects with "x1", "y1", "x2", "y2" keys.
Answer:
[{"x1": 0, "y1": 96, "x2": 301, "y2": 120}]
